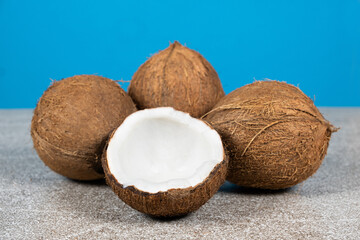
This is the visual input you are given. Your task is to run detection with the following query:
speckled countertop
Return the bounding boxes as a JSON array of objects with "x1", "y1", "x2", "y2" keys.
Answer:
[{"x1": 0, "y1": 108, "x2": 359, "y2": 240}]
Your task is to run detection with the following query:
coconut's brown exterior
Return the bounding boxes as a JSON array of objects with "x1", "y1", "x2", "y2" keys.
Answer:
[
  {"x1": 31, "y1": 75, "x2": 137, "y2": 181},
  {"x1": 102, "y1": 130, "x2": 228, "y2": 217},
  {"x1": 128, "y1": 41, "x2": 225, "y2": 118},
  {"x1": 204, "y1": 81, "x2": 337, "y2": 189}
]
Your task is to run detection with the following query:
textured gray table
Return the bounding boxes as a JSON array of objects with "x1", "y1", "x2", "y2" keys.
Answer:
[{"x1": 0, "y1": 108, "x2": 359, "y2": 240}]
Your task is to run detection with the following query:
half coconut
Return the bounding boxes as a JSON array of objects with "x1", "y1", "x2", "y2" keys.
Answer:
[{"x1": 102, "y1": 107, "x2": 227, "y2": 217}]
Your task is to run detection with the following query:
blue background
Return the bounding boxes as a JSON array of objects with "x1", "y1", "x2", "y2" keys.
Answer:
[{"x1": 0, "y1": 0, "x2": 359, "y2": 108}]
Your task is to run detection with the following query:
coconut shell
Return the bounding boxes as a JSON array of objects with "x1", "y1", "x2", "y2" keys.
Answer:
[
  {"x1": 31, "y1": 75, "x2": 137, "y2": 181},
  {"x1": 102, "y1": 130, "x2": 228, "y2": 217},
  {"x1": 203, "y1": 81, "x2": 337, "y2": 189},
  {"x1": 128, "y1": 41, "x2": 225, "y2": 118}
]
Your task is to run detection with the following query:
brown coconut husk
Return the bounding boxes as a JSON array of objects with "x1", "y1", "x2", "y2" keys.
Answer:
[
  {"x1": 128, "y1": 41, "x2": 225, "y2": 118},
  {"x1": 31, "y1": 75, "x2": 137, "y2": 180},
  {"x1": 102, "y1": 129, "x2": 228, "y2": 217},
  {"x1": 203, "y1": 80, "x2": 338, "y2": 189}
]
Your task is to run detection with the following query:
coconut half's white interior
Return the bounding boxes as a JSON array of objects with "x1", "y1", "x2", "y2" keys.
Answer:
[{"x1": 106, "y1": 107, "x2": 224, "y2": 194}]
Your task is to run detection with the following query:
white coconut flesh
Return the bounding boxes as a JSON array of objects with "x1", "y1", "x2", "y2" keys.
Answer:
[{"x1": 106, "y1": 107, "x2": 224, "y2": 194}]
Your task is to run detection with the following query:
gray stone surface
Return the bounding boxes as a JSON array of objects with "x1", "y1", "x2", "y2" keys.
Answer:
[{"x1": 0, "y1": 108, "x2": 359, "y2": 240}]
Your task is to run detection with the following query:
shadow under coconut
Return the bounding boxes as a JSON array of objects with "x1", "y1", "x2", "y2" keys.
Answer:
[
  {"x1": 219, "y1": 181, "x2": 292, "y2": 195},
  {"x1": 145, "y1": 213, "x2": 191, "y2": 222},
  {"x1": 68, "y1": 177, "x2": 107, "y2": 186}
]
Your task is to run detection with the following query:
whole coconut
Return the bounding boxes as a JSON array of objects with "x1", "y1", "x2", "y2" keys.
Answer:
[
  {"x1": 128, "y1": 41, "x2": 225, "y2": 118},
  {"x1": 31, "y1": 75, "x2": 137, "y2": 180},
  {"x1": 204, "y1": 81, "x2": 337, "y2": 189}
]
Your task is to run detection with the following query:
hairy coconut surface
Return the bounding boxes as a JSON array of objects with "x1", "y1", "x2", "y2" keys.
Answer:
[
  {"x1": 128, "y1": 41, "x2": 225, "y2": 118},
  {"x1": 203, "y1": 81, "x2": 337, "y2": 189},
  {"x1": 102, "y1": 107, "x2": 227, "y2": 217},
  {"x1": 31, "y1": 75, "x2": 137, "y2": 180}
]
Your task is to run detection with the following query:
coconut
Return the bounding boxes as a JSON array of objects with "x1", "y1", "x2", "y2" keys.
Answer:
[
  {"x1": 31, "y1": 75, "x2": 137, "y2": 181},
  {"x1": 102, "y1": 107, "x2": 227, "y2": 217},
  {"x1": 203, "y1": 81, "x2": 337, "y2": 189},
  {"x1": 128, "y1": 41, "x2": 225, "y2": 118}
]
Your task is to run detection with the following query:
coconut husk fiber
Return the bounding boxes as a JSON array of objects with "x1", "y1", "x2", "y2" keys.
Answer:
[
  {"x1": 31, "y1": 75, "x2": 137, "y2": 181},
  {"x1": 203, "y1": 81, "x2": 338, "y2": 189},
  {"x1": 128, "y1": 41, "x2": 225, "y2": 118}
]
